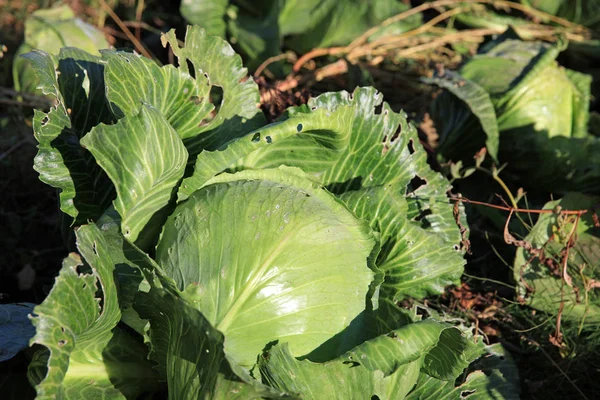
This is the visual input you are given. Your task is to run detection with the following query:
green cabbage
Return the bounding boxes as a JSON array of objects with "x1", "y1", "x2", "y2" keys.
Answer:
[{"x1": 428, "y1": 33, "x2": 600, "y2": 194}]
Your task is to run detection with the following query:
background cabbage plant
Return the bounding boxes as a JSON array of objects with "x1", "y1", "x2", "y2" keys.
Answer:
[
  {"x1": 427, "y1": 32, "x2": 600, "y2": 194},
  {"x1": 12, "y1": 4, "x2": 109, "y2": 96},
  {"x1": 180, "y1": 0, "x2": 422, "y2": 67}
]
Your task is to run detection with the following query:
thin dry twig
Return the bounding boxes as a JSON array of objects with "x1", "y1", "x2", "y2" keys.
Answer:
[
  {"x1": 293, "y1": 47, "x2": 346, "y2": 72},
  {"x1": 98, "y1": 0, "x2": 153, "y2": 59},
  {"x1": 255, "y1": 52, "x2": 297, "y2": 78},
  {"x1": 449, "y1": 196, "x2": 588, "y2": 215}
]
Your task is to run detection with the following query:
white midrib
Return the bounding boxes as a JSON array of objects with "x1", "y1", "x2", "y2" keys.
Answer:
[{"x1": 215, "y1": 231, "x2": 295, "y2": 333}]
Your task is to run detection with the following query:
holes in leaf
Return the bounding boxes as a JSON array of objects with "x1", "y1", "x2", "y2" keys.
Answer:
[
  {"x1": 58, "y1": 339, "x2": 67, "y2": 347},
  {"x1": 371, "y1": 396, "x2": 381, "y2": 400},
  {"x1": 460, "y1": 390, "x2": 476, "y2": 398},
  {"x1": 41, "y1": 116, "x2": 49, "y2": 126},
  {"x1": 210, "y1": 85, "x2": 223, "y2": 115},
  {"x1": 92, "y1": 241, "x2": 98, "y2": 256},
  {"x1": 406, "y1": 176, "x2": 427, "y2": 195},
  {"x1": 390, "y1": 124, "x2": 401, "y2": 143},
  {"x1": 414, "y1": 208, "x2": 432, "y2": 222},
  {"x1": 297, "y1": 123, "x2": 303, "y2": 132},
  {"x1": 251, "y1": 132, "x2": 261, "y2": 143},
  {"x1": 374, "y1": 102, "x2": 383, "y2": 115},
  {"x1": 265, "y1": 135, "x2": 272, "y2": 144},
  {"x1": 189, "y1": 96, "x2": 204, "y2": 105},
  {"x1": 60, "y1": 327, "x2": 65, "y2": 333},
  {"x1": 381, "y1": 135, "x2": 390, "y2": 156},
  {"x1": 343, "y1": 360, "x2": 360, "y2": 368},
  {"x1": 453, "y1": 244, "x2": 460, "y2": 251},
  {"x1": 407, "y1": 138, "x2": 415, "y2": 154},
  {"x1": 415, "y1": 306, "x2": 430, "y2": 318},
  {"x1": 186, "y1": 60, "x2": 195, "y2": 77}
]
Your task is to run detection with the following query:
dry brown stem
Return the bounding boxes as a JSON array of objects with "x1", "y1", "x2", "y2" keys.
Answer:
[{"x1": 98, "y1": 0, "x2": 153, "y2": 59}]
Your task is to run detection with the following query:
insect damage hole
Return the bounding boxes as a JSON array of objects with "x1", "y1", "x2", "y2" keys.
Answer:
[
  {"x1": 406, "y1": 175, "x2": 427, "y2": 195},
  {"x1": 185, "y1": 60, "x2": 195, "y2": 78},
  {"x1": 189, "y1": 96, "x2": 204, "y2": 105},
  {"x1": 407, "y1": 138, "x2": 415, "y2": 154},
  {"x1": 210, "y1": 85, "x2": 223, "y2": 115}
]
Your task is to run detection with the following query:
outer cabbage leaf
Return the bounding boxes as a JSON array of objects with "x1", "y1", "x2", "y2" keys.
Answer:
[
  {"x1": 514, "y1": 193, "x2": 600, "y2": 324},
  {"x1": 423, "y1": 70, "x2": 498, "y2": 161},
  {"x1": 156, "y1": 168, "x2": 378, "y2": 368},
  {"x1": 26, "y1": 48, "x2": 117, "y2": 224},
  {"x1": 181, "y1": 87, "x2": 466, "y2": 301},
  {"x1": 80, "y1": 104, "x2": 188, "y2": 245},
  {"x1": 258, "y1": 320, "x2": 482, "y2": 399},
  {"x1": 341, "y1": 187, "x2": 464, "y2": 300},
  {"x1": 27, "y1": 224, "x2": 159, "y2": 399},
  {"x1": 102, "y1": 26, "x2": 264, "y2": 156},
  {"x1": 135, "y1": 285, "x2": 292, "y2": 399},
  {"x1": 406, "y1": 343, "x2": 520, "y2": 399},
  {"x1": 161, "y1": 26, "x2": 264, "y2": 154},
  {"x1": 13, "y1": 4, "x2": 109, "y2": 95},
  {"x1": 235, "y1": 88, "x2": 463, "y2": 246}
]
